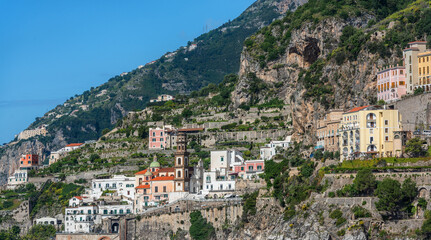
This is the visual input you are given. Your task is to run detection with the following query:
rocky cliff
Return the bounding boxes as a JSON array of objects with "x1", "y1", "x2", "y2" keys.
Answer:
[{"x1": 232, "y1": 0, "x2": 431, "y2": 144}]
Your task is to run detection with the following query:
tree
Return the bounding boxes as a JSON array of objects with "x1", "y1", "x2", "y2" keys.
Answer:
[
  {"x1": 414, "y1": 87, "x2": 424, "y2": 96},
  {"x1": 405, "y1": 137, "x2": 427, "y2": 157},
  {"x1": 353, "y1": 169, "x2": 377, "y2": 196},
  {"x1": 375, "y1": 178, "x2": 417, "y2": 218},
  {"x1": 181, "y1": 108, "x2": 193, "y2": 119},
  {"x1": 23, "y1": 224, "x2": 56, "y2": 240},
  {"x1": 189, "y1": 211, "x2": 215, "y2": 240},
  {"x1": 313, "y1": 150, "x2": 323, "y2": 160},
  {"x1": 377, "y1": 99, "x2": 386, "y2": 105},
  {"x1": 375, "y1": 178, "x2": 403, "y2": 216}
]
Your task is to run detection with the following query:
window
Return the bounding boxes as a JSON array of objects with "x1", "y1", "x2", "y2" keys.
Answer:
[
  {"x1": 163, "y1": 186, "x2": 167, "y2": 192},
  {"x1": 152, "y1": 132, "x2": 155, "y2": 136},
  {"x1": 177, "y1": 170, "x2": 181, "y2": 178},
  {"x1": 155, "y1": 186, "x2": 158, "y2": 193},
  {"x1": 177, "y1": 158, "x2": 181, "y2": 165},
  {"x1": 160, "y1": 138, "x2": 164, "y2": 141},
  {"x1": 161, "y1": 132, "x2": 163, "y2": 136},
  {"x1": 257, "y1": 165, "x2": 262, "y2": 170},
  {"x1": 240, "y1": 167, "x2": 244, "y2": 171},
  {"x1": 120, "y1": 209, "x2": 124, "y2": 214},
  {"x1": 220, "y1": 156, "x2": 224, "y2": 162},
  {"x1": 385, "y1": 136, "x2": 389, "y2": 141},
  {"x1": 88, "y1": 210, "x2": 91, "y2": 214},
  {"x1": 384, "y1": 120, "x2": 389, "y2": 125},
  {"x1": 152, "y1": 138, "x2": 156, "y2": 142},
  {"x1": 370, "y1": 137, "x2": 374, "y2": 143},
  {"x1": 385, "y1": 128, "x2": 389, "y2": 133},
  {"x1": 249, "y1": 166, "x2": 253, "y2": 171},
  {"x1": 104, "y1": 210, "x2": 108, "y2": 214}
]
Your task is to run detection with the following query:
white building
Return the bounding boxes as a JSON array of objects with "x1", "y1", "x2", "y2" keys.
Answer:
[
  {"x1": 48, "y1": 151, "x2": 63, "y2": 165},
  {"x1": 202, "y1": 150, "x2": 243, "y2": 197},
  {"x1": 35, "y1": 217, "x2": 58, "y2": 226},
  {"x1": 64, "y1": 195, "x2": 133, "y2": 234},
  {"x1": 260, "y1": 137, "x2": 292, "y2": 160},
  {"x1": 64, "y1": 143, "x2": 84, "y2": 152},
  {"x1": 90, "y1": 175, "x2": 135, "y2": 201},
  {"x1": 98, "y1": 204, "x2": 133, "y2": 216},
  {"x1": 64, "y1": 204, "x2": 99, "y2": 233},
  {"x1": 7, "y1": 169, "x2": 28, "y2": 189}
]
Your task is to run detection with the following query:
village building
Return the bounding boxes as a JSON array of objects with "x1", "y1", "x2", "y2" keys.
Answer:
[
  {"x1": 19, "y1": 154, "x2": 39, "y2": 170},
  {"x1": 64, "y1": 143, "x2": 84, "y2": 152},
  {"x1": 89, "y1": 175, "x2": 135, "y2": 201},
  {"x1": 418, "y1": 50, "x2": 431, "y2": 92},
  {"x1": 377, "y1": 65, "x2": 406, "y2": 103},
  {"x1": 403, "y1": 41, "x2": 428, "y2": 93},
  {"x1": 7, "y1": 169, "x2": 28, "y2": 189},
  {"x1": 259, "y1": 137, "x2": 292, "y2": 160},
  {"x1": 135, "y1": 133, "x2": 200, "y2": 213},
  {"x1": 338, "y1": 105, "x2": 402, "y2": 161},
  {"x1": 17, "y1": 125, "x2": 47, "y2": 140},
  {"x1": 315, "y1": 110, "x2": 343, "y2": 152}
]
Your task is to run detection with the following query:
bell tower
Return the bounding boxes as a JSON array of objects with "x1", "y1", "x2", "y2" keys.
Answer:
[{"x1": 174, "y1": 132, "x2": 189, "y2": 192}]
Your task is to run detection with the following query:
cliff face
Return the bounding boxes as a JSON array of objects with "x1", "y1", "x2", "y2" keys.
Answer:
[{"x1": 233, "y1": 15, "x2": 394, "y2": 144}]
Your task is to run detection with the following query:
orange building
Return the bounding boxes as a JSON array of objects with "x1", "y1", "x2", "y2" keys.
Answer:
[{"x1": 19, "y1": 154, "x2": 39, "y2": 170}]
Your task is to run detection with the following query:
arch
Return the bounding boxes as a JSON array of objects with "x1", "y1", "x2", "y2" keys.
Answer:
[
  {"x1": 111, "y1": 223, "x2": 119, "y2": 233},
  {"x1": 367, "y1": 145, "x2": 376, "y2": 152},
  {"x1": 177, "y1": 157, "x2": 182, "y2": 165},
  {"x1": 99, "y1": 237, "x2": 111, "y2": 240}
]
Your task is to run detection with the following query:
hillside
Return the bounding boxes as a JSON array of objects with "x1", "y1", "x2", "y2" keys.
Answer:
[
  {"x1": 0, "y1": 0, "x2": 306, "y2": 185},
  {"x1": 233, "y1": 0, "x2": 431, "y2": 144}
]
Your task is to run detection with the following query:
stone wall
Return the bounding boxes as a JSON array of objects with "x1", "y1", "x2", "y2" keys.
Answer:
[
  {"x1": 393, "y1": 92, "x2": 431, "y2": 132},
  {"x1": 235, "y1": 179, "x2": 266, "y2": 195},
  {"x1": 56, "y1": 233, "x2": 119, "y2": 240},
  {"x1": 130, "y1": 204, "x2": 243, "y2": 240}
]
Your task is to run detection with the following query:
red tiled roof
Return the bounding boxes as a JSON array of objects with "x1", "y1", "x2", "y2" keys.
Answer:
[
  {"x1": 135, "y1": 169, "x2": 147, "y2": 175},
  {"x1": 408, "y1": 41, "x2": 427, "y2": 44},
  {"x1": 347, "y1": 105, "x2": 370, "y2": 113},
  {"x1": 403, "y1": 47, "x2": 419, "y2": 51},
  {"x1": 66, "y1": 143, "x2": 84, "y2": 147},
  {"x1": 158, "y1": 167, "x2": 175, "y2": 173},
  {"x1": 74, "y1": 196, "x2": 83, "y2": 200},
  {"x1": 135, "y1": 184, "x2": 150, "y2": 189},
  {"x1": 151, "y1": 176, "x2": 174, "y2": 181}
]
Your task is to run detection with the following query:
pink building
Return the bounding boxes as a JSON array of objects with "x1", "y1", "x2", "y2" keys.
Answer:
[
  {"x1": 377, "y1": 66, "x2": 406, "y2": 103},
  {"x1": 233, "y1": 160, "x2": 264, "y2": 179},
  {"x1": 149, "y1": 127, "x2": 166, "y2": 149}
]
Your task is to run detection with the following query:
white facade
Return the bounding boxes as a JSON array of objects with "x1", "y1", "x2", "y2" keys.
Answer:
[
  {"x1": 48, "y1": 151, "x2": 62, "y2": 165},
  {"x1": 69, "y1": 196, "x2": 84, "y2": 207},
  {"x1": 202, "y1": 171, "x2": 235, "y2": 195},
  {"x1": 98, "y1": 204, "x2": 133, "y2": 216},
  {"x1": 90, "y1": 175, "x2": 135, "y2": 200},
  {"x1": 7, "y1": 169, "x2": 28, "y2": 188},
  {"x1": 64, "y1": 205, "x2": 99, "y2": 233},
  {"x1": 210, "y1": 150, "x2": 243, "y2": 173},
  {"x1": 260, "y1": 137, "x2": 292, "y2": 160},
  {"x1": 35, "y1": 217, "x2": 58, "y2": 225}
]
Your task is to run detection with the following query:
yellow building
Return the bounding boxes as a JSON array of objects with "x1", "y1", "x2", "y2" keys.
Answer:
[
  {"x1": 339, "y1": 106, "x2": 402, "y2": 161},
  {"x1": 403, "y1": 41, "x2": 427, "y2": 93},
  {"x1": 418, "y1": 51, "x2": 431, "y2": 91}
]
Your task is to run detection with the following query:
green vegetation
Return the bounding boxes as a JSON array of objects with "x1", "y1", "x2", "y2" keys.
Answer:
[
  {"x1": 329, "y1": 209, "x2": 346, "y2": 226},
  {"x1": 189, "y1": 211, "x2": 215, "y2": 240},
  {"x1": 375, "y1": 178, "x2": 417, "y2": 218},
  {"x1": 405, "y1": 137, "x2": 428, "y2": 157},
  {"x1": 352, "y1": 205, "x2": 372, "y2": 218},
  {"x1": 0, "y1": 224, "x2": 55, "y2": 240},
  {"x1": 30, "y1": 182, "x2": 84, "y2": 217},
  {"x1": 242, "y1": 191, "x2": 260, "y2": 224}
]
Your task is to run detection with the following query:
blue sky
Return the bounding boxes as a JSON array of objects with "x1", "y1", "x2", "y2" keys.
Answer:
[{"x1": 0, "y1": 0, "x2": 255, "y2": 144}]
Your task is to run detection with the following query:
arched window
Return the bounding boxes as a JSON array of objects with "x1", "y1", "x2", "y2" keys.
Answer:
[
  {"x1": 177, "y1": 158, "x2": 182, "y2": 165},
  {"x1": 177, "y1": 170, "x2": 181, "y2": 178}
]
